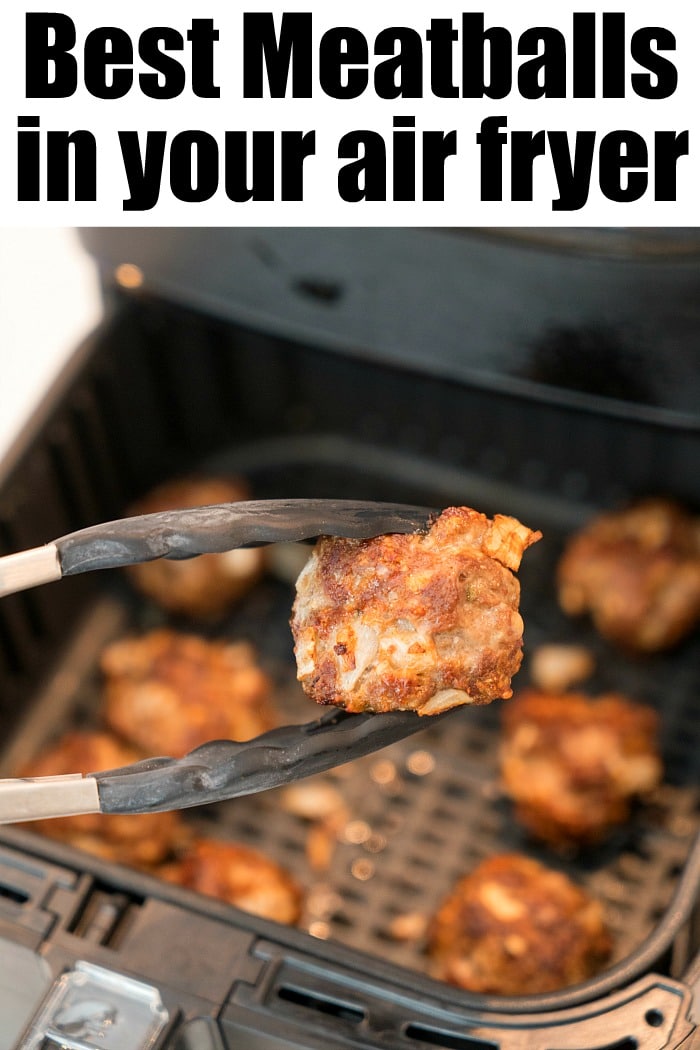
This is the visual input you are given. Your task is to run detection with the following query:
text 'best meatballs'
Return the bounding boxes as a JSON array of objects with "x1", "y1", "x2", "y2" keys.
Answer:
[{"x1": 291, "y1": 507, "x2": 541, "y2": 714}]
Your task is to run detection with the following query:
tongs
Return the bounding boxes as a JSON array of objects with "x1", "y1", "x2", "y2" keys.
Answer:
[{"x1": 0, "y1": 499, "x2": 445, "y2": 825}]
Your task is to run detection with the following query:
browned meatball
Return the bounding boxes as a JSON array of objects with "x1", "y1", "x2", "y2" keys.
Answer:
[
  {"x1": 159, "y1": 838, "x2": 303, "y2": 924},
  {"x1": 428, "y1": 854, "x2": 612, "y2": 995},
  {"x1": 557, "y1": 499, "x2": 700, "y2": 652},
  {"x1": 102, "y1": 629, "x2": 277, "y2": 757},
  {"x1": 127, "y1": 476, "x2": 265, "y2": 618},
  {"x1": 290, "y1": 507, "x2": 541, "y2": 715},
  {"x1": 500, "y1": 690, "x2": 663, "y2": 847},
  {"x1": 18, "y1": 731, "x2": 185, "y2": 866}
]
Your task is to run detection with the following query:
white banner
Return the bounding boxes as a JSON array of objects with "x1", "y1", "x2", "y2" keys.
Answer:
[{"x1": 0, "y1": 0, "x2": 697, "y2": 225}]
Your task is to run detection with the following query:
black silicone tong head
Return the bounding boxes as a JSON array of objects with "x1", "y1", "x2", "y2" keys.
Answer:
[
  {"x1": 0, "y1": 498, "x2": 435, "y2": 597},
  {"x1": 0, "y1": 498, "x2": 440, "y2": 822},
  {"x1": 0, "y1": 706, "x2": 452, "y2": 823},
  {"x1": 94, "y1": 707, "x2": 454, "y2": 815}
]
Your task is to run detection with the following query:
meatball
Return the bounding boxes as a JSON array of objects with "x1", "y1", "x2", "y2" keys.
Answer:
[
  {"x1": 159, "y1": 838, "x2": 303, "y2": 924},
  {"x1": 428, "y1": 853, "x2": 612, "y2": 995},
  {"x1": 500, "y1": 690, "x2": 663, "y2": 847},
  {"x1": 18, "y1": 731, "x2": 185, "y2": 866},
  {"x1": 126, "y1": 476, "x2": 265, "y2": 618},
  {"x1": 102, "y1": 629, "x2": 277, "y2": 757},
  {"x1": 557, "y1": 498, "x2": 700, "y2": 652},
  {"x1": 291, "y1": 506, "x2": 541, "y2": 714}
]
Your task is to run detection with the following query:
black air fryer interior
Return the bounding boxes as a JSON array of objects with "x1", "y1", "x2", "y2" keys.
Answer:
[{"x1": 0, "y1": 232, "x2": 699, "y2": 1049}]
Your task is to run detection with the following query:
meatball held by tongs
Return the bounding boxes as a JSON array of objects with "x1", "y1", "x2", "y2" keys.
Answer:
[
  {"x1": 0, "y1": 500, "x2": 541, "y2": 821},
  {"x1": 291, "y1": 507, "x2": 541, "y2": 715}
]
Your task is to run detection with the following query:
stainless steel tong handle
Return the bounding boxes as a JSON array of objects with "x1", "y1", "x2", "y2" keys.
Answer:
[{"x1": 0, "y1": 498, "x2": 435, "y2": 599}]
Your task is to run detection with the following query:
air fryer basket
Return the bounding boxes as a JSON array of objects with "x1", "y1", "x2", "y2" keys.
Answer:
[{"x1": 0, "y1": 278, "x2": 699, "y2": 1048}]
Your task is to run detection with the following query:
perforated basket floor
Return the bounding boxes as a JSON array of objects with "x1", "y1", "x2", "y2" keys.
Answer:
[
  {"x1": 3, "y1": 437, "x2": 699, "y2": 989},
  {"x1": 192, "y1": 574, "x2": 700, "y2": 978}
]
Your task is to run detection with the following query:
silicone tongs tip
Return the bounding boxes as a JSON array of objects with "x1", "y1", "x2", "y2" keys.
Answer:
[{"x1": 0, "y1": 499, "x2": 440, "y2": 821}]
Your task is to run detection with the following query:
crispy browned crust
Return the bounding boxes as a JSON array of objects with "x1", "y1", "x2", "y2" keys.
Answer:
[
  {"x1": 500, "y1": 690, "x2": 663, "y2": 847},
  {"x1": 290, "y1": 507, "x2": 541, "y2": 714},
  {"x1": 159, "y1": 838, "x2": 303, "y2": 924},
  {"x1": 557, "y1": 498, "x2": 700, "y2": 652},
  {"x1": 127, "y1": 476, "x2": 265, "y2": 618},
  {"x1": 102, "y1": 629, "x2": 277, "y2": 757},
  {"x1": 428, "y1": 853, "x2": 612, "y2": 995},
  {"x1": 18, "y1": 731, "x2": 186, "y2": 866}
]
